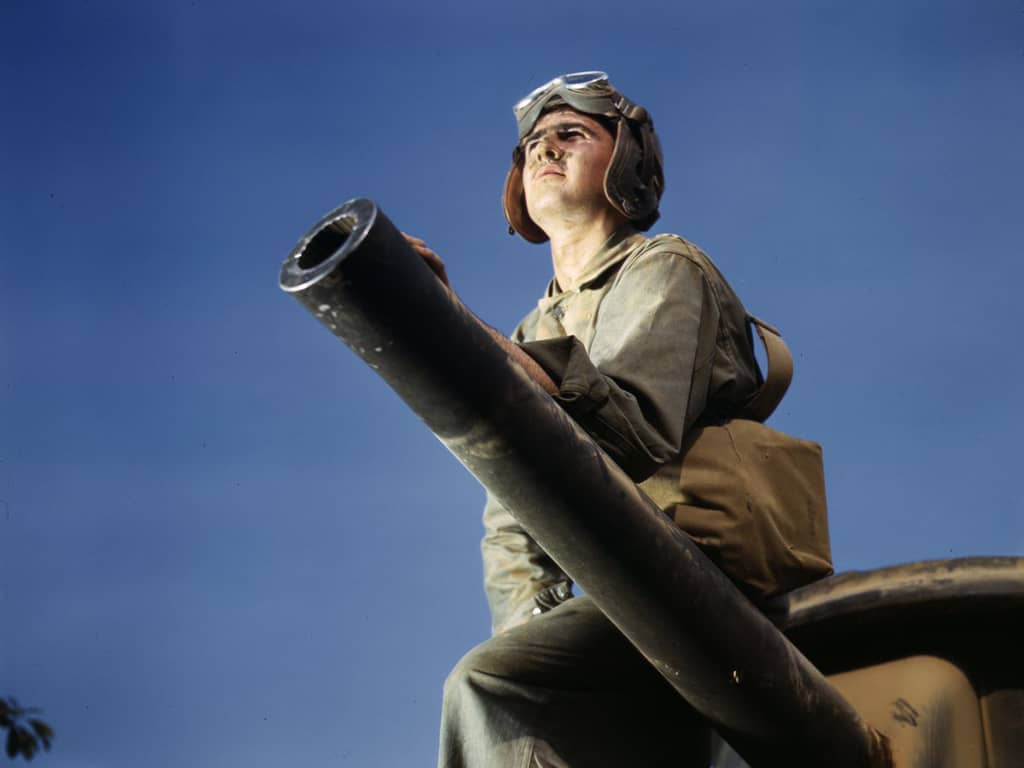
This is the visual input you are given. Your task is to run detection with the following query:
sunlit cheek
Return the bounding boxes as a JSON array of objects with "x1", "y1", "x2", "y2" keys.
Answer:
[{"x1": 523, "y1": 180, "x2": 541, "y2": 219}]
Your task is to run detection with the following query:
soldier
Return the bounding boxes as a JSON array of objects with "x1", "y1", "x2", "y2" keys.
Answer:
[{"x1": 406, "y1": 71, "x2": 767, "y2": 767}]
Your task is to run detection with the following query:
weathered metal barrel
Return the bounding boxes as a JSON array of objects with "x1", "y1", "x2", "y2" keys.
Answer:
[{"x1": 278, "y1": 198, "x2": 891, "y2": 767}]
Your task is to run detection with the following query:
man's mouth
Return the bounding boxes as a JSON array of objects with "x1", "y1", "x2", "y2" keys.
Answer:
[{"x1": 535, "y1": 164, "x2": 565, "y2": 179}]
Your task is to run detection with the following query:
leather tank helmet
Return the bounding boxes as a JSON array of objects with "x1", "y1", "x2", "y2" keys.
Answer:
[{"x1": 503, "y1": 71, "x2": 665, "y2": 244}]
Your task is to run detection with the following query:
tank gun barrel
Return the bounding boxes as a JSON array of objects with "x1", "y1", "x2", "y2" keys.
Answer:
[{"x1": 278, "y1": 198, "x2": 891, "y2": 768}]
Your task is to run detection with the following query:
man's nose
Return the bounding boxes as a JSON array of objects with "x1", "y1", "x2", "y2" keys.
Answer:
[{"x1": 533, "y1": 136, "x2": 562, "y2": 164}]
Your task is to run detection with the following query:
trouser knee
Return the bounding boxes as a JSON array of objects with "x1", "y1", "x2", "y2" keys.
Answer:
[{"x1": 442, "y1": 639, "x2": 505, "y2": 705}]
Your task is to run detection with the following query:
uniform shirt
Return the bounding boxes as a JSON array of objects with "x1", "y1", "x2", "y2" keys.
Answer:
[{"x1": 483, "y1": 227, "x2": 763, "y2": 634}]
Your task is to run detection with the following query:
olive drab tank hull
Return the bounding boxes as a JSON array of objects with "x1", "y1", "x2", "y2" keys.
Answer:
[{"x1": 713, "y1": 557, "x2": 1024, "y2": 767}]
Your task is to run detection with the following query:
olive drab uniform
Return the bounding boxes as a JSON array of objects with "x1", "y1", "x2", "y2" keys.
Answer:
[
  {"x1": 440, "y1": 228, "x2": 765, "y2": 767},
  {"x1": 483, "y1": 228, "x2": 764, "y2": 634}
]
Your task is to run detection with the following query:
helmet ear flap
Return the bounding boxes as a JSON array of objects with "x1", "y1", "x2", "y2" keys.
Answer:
[
  {"x1": 503, "y1": 152, "x2": 549, "y2": 244},
  {"x1": 603, "y1": 119, "x2": 663, "y2": 231}
]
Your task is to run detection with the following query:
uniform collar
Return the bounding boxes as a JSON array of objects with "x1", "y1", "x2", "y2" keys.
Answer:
[{"x1": 546, "y1": 228, "x2": 646, "y2": 297}]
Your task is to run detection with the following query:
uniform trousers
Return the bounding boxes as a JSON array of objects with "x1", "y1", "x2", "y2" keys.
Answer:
[{"x1": 438, "y1": 595, "x2": 710, "y2": 767}]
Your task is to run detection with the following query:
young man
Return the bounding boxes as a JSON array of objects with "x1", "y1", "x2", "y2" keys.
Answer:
[{"x1": 408, "y1": 72, "x2": 765, "y2": 767}]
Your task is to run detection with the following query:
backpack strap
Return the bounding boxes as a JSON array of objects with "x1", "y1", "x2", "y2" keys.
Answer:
[{"x1": 744, "y1": 315, "x2": 793, "y2": 422}]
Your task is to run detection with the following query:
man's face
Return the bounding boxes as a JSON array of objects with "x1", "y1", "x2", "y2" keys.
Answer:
[{"x1": 521, "y1": 109, "x2": 616, "y2": 225}]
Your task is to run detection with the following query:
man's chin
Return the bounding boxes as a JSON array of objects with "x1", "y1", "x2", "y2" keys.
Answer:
[
  {"x1": 527, "y1": 191, "x2": 577, "y2": 217},
  {"x1": 527, "y1": 195, "x2": 604, "y2": 223}
]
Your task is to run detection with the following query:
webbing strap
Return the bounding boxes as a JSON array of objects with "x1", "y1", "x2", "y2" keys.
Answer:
[{"x1": 745, "y1": 315, "x2": 793, "y2": 422}]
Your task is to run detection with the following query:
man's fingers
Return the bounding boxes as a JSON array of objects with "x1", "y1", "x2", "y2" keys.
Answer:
[
  {"x1": 402, "y1": 232, "x2": 450, "y2": 288},
  {"x1": 422, "y1": 251, "x2": 450, "y2": 286},
  {"x1": 403, "y1": 233, "x2": 437, "y2": 255}
]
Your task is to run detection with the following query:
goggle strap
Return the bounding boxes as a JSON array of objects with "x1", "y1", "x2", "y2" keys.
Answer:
[{"x1": 614, "y1": 95, "x2": 648, "y2": 123}]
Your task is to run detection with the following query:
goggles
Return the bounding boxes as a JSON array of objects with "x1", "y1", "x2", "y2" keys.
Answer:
[
  {"x1": 512, "y1": 71, "x2": 646, "y2": 139},
  {"x1": 513, "y1": 71, "x2": 612, "y2": 122}
]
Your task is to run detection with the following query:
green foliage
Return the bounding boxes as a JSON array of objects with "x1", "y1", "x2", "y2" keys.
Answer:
[{"x1": 0, "y1": 697, "x2": 54, "y2": 762}]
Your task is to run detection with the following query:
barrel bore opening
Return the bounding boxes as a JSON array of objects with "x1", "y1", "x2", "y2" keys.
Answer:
[{"x1": 298, "y1": 216, "x2": 355, "y2": 270}]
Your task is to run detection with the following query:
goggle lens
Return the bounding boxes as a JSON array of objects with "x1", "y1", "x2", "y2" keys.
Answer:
[
  {"x1": 561, "y1": 71, "x2": 608, "y2": 87},
  {"x1": 513, "y1": 71, "x2": 610, "y2": 121}
]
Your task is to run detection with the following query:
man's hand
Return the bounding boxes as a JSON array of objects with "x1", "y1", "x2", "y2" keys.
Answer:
[
  {"x1": 401, "y1": 232, "x2": 556, "y2": 395},
  {"x1": 402, "y1": 233, "x2": 450, "y2": 288}
]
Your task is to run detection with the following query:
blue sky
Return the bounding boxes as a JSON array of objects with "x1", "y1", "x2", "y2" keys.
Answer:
[{"x1": 2, "y1": 1, "x2": 1022, "y2": 765}]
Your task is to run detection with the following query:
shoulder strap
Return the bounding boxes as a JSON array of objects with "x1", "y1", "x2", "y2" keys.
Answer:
[{"x1": 744, "y1": 315, "x2": 793, "y2": 422}]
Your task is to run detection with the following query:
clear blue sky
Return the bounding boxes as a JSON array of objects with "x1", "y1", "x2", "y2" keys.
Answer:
[{"x1": 2, "y1": 1, "x2": 1022, "y2": 765}]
